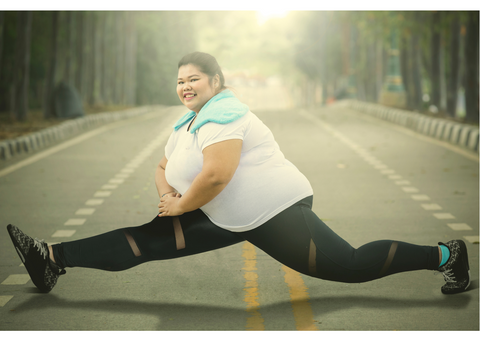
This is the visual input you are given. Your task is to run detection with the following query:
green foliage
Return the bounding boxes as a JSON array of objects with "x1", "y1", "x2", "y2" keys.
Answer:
[{"x1": 135, "y1": 11, "x2": 197, "y2": 105}]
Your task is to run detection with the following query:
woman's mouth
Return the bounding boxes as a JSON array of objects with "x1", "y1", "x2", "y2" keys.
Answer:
[{"x1": 184, "y1": 94, "x2": 196, "y2": 101}]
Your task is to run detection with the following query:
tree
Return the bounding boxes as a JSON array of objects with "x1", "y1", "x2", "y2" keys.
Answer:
[
  {"x1": 430, "y1": 11, "x2": 442, "y2": 109},
  {"x1": 446, "y1": 12, "x2": 461, "y2": 117},
  {"x1": 74, "y1": 11, "x2": 84, "y2": 98},
  {"x1": 0, "y1": 12, "x2": 4, "y2": 83},
  {"x1": 464, "y1": 11, "x2": 479, "y2": 123},
  {"x1": 11, "y1": 11, "x2": 32, "y2": 121},
  {"x1": 43, "y1": 11, "x2": 59, "y2": 119}
]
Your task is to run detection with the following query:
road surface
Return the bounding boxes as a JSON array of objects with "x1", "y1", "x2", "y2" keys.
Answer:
[{"x1": 0, "y1": 103, "x2": 478, "y2": 331}]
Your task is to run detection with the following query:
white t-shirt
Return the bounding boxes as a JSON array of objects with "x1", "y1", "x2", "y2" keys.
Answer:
[{"x1": 165, "y1": 111, "x2": 313, "y2": 232}]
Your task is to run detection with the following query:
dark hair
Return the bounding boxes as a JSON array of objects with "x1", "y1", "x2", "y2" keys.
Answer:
[{"x1": 178, "y1": 52, "x2": 226, "y2": 91}]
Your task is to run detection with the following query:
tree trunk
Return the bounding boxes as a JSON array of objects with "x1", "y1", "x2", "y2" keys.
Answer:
[
  {"x1": 115, "y1": 13, "x2": 125, "y2": 105},
  {"x1": 410, "y1": 31, "x2": 423, "y2": 110},
  {"x1": 98, "y1": 12, "x2": 106, "y2": 105},
  {"x1": 12, "y1": 11, "x2": 33, "y2": 121},
  {"x1": 400, "y1": 33, "x2": 411, "y2": 108},
  {"x1": 44, "y1": 11, "x2": 59, "y2": 119},
  {"x1": 0, "y1": 11, "x2": 5, "y2": 84},
  {"x1": 64, "y1": 11, "x2": 73, "y2": 83},
  {"x1": 464, "y1": 11, "x2": 479, "y2": 123},
  {"x1": 87, "y1": 12, "x2": 97, "y2": 107},
  {"x1": 75, "y1": 11, "x2": 84, "y2": 97},
  {"x1": 430, "y1": 11, "x2": 441, "y2": 109},
  {"x1": 124, "y1": 12, "x2": 137, "y2": 106},
  {"x1": 446, "y1": 13, "x2": 460, "y2": 118}
]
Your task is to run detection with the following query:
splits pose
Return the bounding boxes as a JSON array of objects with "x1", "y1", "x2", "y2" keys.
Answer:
[{"x1": 7, "y1": 52, "x2": 470, "y2": 295}]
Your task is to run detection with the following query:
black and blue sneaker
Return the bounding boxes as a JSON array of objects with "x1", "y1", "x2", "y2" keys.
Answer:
[
  {"x1": 7, "y1": 224, "x2": 65, "y2": 293},
  {"x1": 437, "y1": 240, "x2": 470, "y2": 295}
]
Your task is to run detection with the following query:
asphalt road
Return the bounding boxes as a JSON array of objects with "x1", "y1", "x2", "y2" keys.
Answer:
[{"x1": 0, "y1": 104, "x2": 478, "y2": 331}]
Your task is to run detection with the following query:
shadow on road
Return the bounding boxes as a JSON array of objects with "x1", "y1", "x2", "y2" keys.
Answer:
[{"x1": 7, "y1": 284, "x2": 476, "y2": 331}]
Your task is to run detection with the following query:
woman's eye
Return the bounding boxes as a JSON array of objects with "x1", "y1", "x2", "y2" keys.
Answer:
[
  {"x1": 178, "y1": 81, "x2": 184, "y2": 85},
  {"x1": 191, "y1": 79, "x2": 198, "y2": 82}
]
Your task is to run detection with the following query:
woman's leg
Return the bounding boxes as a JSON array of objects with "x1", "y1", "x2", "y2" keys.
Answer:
[
  {"x1": 52, "y1": 209, "x2": 245, "y2": 271},
  {"x1": 240, "y1": 196, "x2": 440, "y2": 283}
]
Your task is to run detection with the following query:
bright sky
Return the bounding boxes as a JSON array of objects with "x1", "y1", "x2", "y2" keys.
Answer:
[{"x1": 256, "y1": 10, "x2": 290, "y2": 25}]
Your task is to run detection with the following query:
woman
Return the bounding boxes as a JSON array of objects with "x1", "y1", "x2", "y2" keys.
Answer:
[{"x1": 7, "y1": 52, "x2": 470, "y2": 295}]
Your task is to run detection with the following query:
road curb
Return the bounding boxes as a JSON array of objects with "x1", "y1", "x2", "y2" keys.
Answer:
[
  {"x1": 344, "y1": 100, "x2": 479, "y2": 152},
  {"x1": 0, "y1": 106, "x2": 158, "y2": 162}
]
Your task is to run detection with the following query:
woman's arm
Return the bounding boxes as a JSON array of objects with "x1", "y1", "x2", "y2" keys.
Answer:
[
  {"x1": 158, "y1": 139, "x2": 242, "y2": 217},
  {"x1": 155, "y1": 156, "x2": 180, "y2": 199}
]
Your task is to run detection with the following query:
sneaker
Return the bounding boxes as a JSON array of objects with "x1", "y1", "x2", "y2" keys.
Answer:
[
  {"x1": 437, "y1": 240, "x2": 470, "y2": 295},
  {"x1": 7, "y1": 224, "x2": 65, "y2": 293}
]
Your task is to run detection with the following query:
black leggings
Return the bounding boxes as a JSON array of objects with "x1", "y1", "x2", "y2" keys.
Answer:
[{"x1": 52, "y1": 196, "x2": 439, "y2": 283}]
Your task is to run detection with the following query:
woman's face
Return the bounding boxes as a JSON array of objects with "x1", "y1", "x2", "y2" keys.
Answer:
[{"x1": 177, "y1": 64, "x2": 219, "y2": 114}]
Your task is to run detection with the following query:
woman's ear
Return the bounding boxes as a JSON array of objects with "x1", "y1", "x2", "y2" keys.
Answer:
[{"x1": 214, "y1": 74, "x2": 220, "y2": 89}]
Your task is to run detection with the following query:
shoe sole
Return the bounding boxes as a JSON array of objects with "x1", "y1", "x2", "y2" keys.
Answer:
[{"x1": 459, "y1": 240, "x2": 471, "y2": 291}]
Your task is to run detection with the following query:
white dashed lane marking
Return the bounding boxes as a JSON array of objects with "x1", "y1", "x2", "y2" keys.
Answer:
[
  {"x1": 0, "y1": 296, "x2": 13, "y2": 307},
  {"x1": 52, "y1": 230, "x2": 76, "y2": 237},
  {"x1": 464, "y1": 236, "x2": 479, "y2": 244},
  {"x1": 395, "y1": 180, "x2": 411, "y2": 185},
  {"x1": 94, "y1": 191, "x2": 112, "y2": 197},
  {"x1": 402, "y1": 187, "x2": 419, "y2": 193},
  {"x1": 1, "y1": 275, "x2": 30, "y2": 285},
  {"x1": 75, "y1": 208, "x2": 96, "y2": 215},
  {"x1": 298, "y1": 109, "x2": 478, "y2": 244},
  {"x1": 85, "y1": 199, "x2": 104, "y2": 206},
  {"x1": 433, "y1": 213, "x2": 455, "y2": 220},
  {"x1": 411, "y1": 195, "x2": 431, "y2": 201},
  {"x1": 447, "y1": 223, "x2": 473, "y2": 231},
  {"x1": 1, "y1": 111, "x2": 182, "y2": 304},
  {"x1": 421, "y1": 204, "x2": 442, "y2": 211},
  {"x1": 64, "y1": 218, "x2": 86, "y2": 226}
]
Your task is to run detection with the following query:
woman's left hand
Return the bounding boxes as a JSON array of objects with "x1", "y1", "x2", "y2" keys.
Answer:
[{"x1": 158, "y1": 196, "x2": 185, "y2": 217}]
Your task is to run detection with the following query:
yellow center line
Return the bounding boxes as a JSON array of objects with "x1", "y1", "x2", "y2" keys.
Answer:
[
  {"x1": 242, "y1": 242, "x2": 265, "y2": 330},
  {"x1": 282, "y1": 265, "x2": 319, "y2": 331}
]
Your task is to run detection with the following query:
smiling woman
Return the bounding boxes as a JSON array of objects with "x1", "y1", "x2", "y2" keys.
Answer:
[{"x1": 6, "y1": 51, "x2": 471, "y2": 299}]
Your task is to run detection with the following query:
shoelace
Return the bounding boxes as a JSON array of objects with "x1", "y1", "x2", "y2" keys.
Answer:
[
  {"x1": 437, "y1": 269, "x2": 456, "y2": 283},
  {"x1": 33, "y1": 238, "x2": 48, "y2": 259}
]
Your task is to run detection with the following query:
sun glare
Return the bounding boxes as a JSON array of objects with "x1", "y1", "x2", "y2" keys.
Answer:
[{"x1": 256, "y1": 10, "x2": 289, "y2": 25}]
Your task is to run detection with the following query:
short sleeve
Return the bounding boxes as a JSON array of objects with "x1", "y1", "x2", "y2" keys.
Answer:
[
  {"x1": 164, "y1": 131, "x2": 177, "y2": 160},
  {"x1": 197, "y1": 115, "x2": 249, "y2": 151}
]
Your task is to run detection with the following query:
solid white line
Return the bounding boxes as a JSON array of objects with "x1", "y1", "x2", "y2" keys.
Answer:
[
  {"x1": 0, "y1": 110, "x2": 164, "y2": 179},
  {"x1": 352, "y1": 110, "x2": 479, "y2": 162}
]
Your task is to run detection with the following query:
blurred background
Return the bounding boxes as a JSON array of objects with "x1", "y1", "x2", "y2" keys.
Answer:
[{"x1": 0, "y1": 10, "x2": 478, "y2": 139}]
